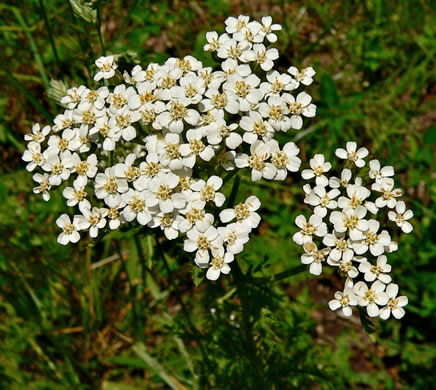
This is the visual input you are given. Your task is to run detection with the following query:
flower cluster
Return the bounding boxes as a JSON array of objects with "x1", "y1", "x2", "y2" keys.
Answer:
[
  {"x1": 22, "y1": 15, "x2": 315, "y2": 281},
  {"x1": 293, "y1": 142, "x2": 412, "y2": 319}
]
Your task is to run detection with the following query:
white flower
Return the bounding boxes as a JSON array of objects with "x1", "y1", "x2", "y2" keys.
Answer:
[
  {"x1": 337, "y1": 183, "x2": 371, "y2": 210},
  {"x1": 206, "y1": 247, "x2": 234, "y2": 281},
  {"x1": 323, "y1": 231, "x2": 354, "y2": 261},
  {"x1": 203, "y1": 31, "x2": 229, "y2": 52},
  {"x1": 218, "y1": 223, "x2": 250, "y2": 254},
  {"x1": 123, "y1": 64, "x2": 146, "y2": 84},
  {"x1": 260, "y1": 71, "x2": 297, "y2": 97},
  {"x1": 60, "y1": 86, "x2": 87, "y2": 109},
  {"x1": 148, "y1": 211, "x2": 183, "y2": 240},
  {"x1": 327, "y1": 250, "x2": 361, "y2": 278},
  {"x1": 223, "y1": 73, "x2": 262, "y2": 112},
  {"x1": 135, "y1": 153, "x2": 164, "y2": 189},
  {"x1": 108, "y1": 106, "x2": 141, "y2": 142},
  {"x1": 240, "y1": 111, "x2": 275, "y2": 144},
  {"x1": 72, "y1": 103, "x2": 105, "y2": 127},
  {"x1": 217, "y1": 38, "x2": 250, "y2": 61},
  {"x1": 180, "y1": 129, "x2": 215, "y2": 162},
  {"x1": 330, "y1": 206, "x2": 369, "y2": 241},
  {"x1": 372, "y1": 179, "x2": 402, "y2": 208},
  {"x1": 258, "y1": 96, "x2": 291, "y2": 131},
  {"x1": 121, "y1": 189, "x2": 153, "y2": 225},
  {"x1": 201, "y1": 89, "x2": 239, "y2": 114},
  {"x1": 358, "y1": 255, "x2": 392, "y2": 284},
  {"x1": 106, "y1": 198, "x2": 125, "y2": 230},
  {"x1": 25, "y1": 123, "x2": 51, "y2": 143},
  {"x1": 242, "y1": 44, "x2": 279, "y2": 71},
  {"x1": 113, "y1": 153, "x2": 141, "y2": 183},
  {"x1": 354, "y1": 280, "x2": 389, "y2": 317},
  {"x1": 94, "y1": 55, "x2": 117, "y2": 81},
  {"x1": 183, "y1": 221, "x2": 223, "y2": 267},
  {"x1": 157, "y1": 133, "x2": 195, "y2": 170},
  {"x1": 56, "y1": 214, "x2": 80, "y2": 245},
  {"x1": 32, "y1": 173, "x2": 51, "y2": 201},
  {"x1": 269, "y1": 140, "x2": 301, "y2": 180},
  {"x1": 353, "y1": 220, "x2": 391, "y2": 256},
  {"x1": 225, "y1": 15, "x2": 250, "y2": 34},
  {"x1": 301, "y1": 241, "x2": 330, "y2": 275},
  {"x1": 128, "y1": 81, "x2": 158, "y2": 109},
  {"x1": 215, "y1": 58, "x2": 251, "y2": 83},
  {"x1": 388, "y1": 201, "x2": 413, "y2": 233},
  {"x1": 206, "y1": 120, "x2": 242, "y2": 150},
  {"x1": 329, "y1": 168, "x2": 352, "y2": 189},
  {"x1": 69, "y1": 153, "x2": 98, "y2": 178},
  {"x1": 22, "y1": 142, "x2": 45, "y2": 172},
  {"x1": 369, "y1": 159, "x2": 394, "y2": 184},
  {"x1": 233, "y1": 21, "x2": 263, "y2": 44},
  {"x1": 43, "y1": 151, "x2": 74, "y2": 186},
  {"x1": 287, "y1": 66, "x2": 316, "y2": 87},
  {"x1": 69, "y1": 125, "x2": 91, "y2": 153},
  {"x1": 305, "y1": 185, "x2": 340, "y2": 218},
  {"x1": 76, "y1": 204, "x2": 107, "y2": 238},
  {"x1": 178, "y1": 202, "x2": 214, "y2": 233},
  {"x1": 328, "y1": 287, "x2": 358, "y2": 316},
  {"x1": 63, "y1": 176, "x2": 88, "y2": 207},
  {"x1": 80, "y1": 86, "x2": 109, "y2": 110},
  {"x1": 219, "y1": 195, "x2": 261, "y2": 231},
  {"x1": 379, "y1": 284, "x2": 408, "y2": 320},
  {"x1": 157, "y1": 98, "x2": 200, "y2": 133},
  {"x1": 147, "y1": 172, "x2": 186, "y2": 213},
  {"x1": 235, "y1": 140, "x2": 276, "y2": 181},
  {"x1": 94, "y1": 167, "x2": 129, "y2": 206},
  {"x1": 260, "y1": 16, "x2": 282, "y2": 42},
  {"x1": 46, "y1": 129, "x2": 75, "y2": 155},
  {"x1": 171, "y1": 74, "x2": 205, "y2": 104},
  {"x1": 335, "y1": 142, "x2": 369, "y2": 168},
  {"x1": 282, "y1": 92, "x2": 316, "y2": 129},
  {"x1": 190, "y1": 176, "x2": 226, "y2": 208},
  {"x1": 53, "y1": 110, "x2": 73, "y2": 132},
  {"x1": 293, "y1": 214, "x2": 327, "y2": 245},
  {"x1": 301, "y1": 154, "x2": 331, "y2": 186}
]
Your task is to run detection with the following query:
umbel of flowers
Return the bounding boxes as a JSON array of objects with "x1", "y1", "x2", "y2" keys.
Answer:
[
  {"x1": 293, "y1": 142, "x2": 412, "y2": 320},
  {"x1": 22, "y1": 15, "x2": 315, "y2": 281}
]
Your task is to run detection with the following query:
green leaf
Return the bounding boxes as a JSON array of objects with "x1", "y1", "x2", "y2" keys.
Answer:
[
  {"x1": 190, "y1": 266, "x2": 205, "y2": 286},
  {"x1": 358, "y1": 306, "x2": 376, "y2": 338},
  {"x1": 102, "y1": 381, "x2": 145, "y2": 390},
  {"x1": 132, "y1": 343, "x2": 184, "y2": 390}
]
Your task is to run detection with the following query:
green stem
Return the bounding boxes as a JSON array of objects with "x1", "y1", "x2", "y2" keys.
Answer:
[
  {"x1": 111, "y1": 0, "x2": 140, "y2": 46},
  {"x1": 1, "y1": 64, "x2": 53, "y2": 121},
  {"x1": 96, "y1": 4, "x2": 106, "y2": 56},
  {"x1": 134, "y1": 234, "x2": 148, "y2": 291},
  {"x1": 10, "y1": 6, "x2": 50, "y2": 89},
  {"x1": 156, "y1": 238, "x2": 210, "y2": 367},
  {"x1": 116, "y1": 240, "x2": 142, "y2": 340},
  {"x1": 38, "y1": 0, "x2": 60, "y2": 69},
  {"x1": 253, "y1": 264, "x2": 307, "y2": 283},
  {"x1": 222, "y1": 168, "x2": 239, "y2": 186},
  {"x1": 67, "y1": 0, "x2": 92, "y2": 77},
  {"x1": 225, "y1": 172, "x2": 240, "y2": 208},
  {"x1": 232, "y1": 261, "x2": 265, "y2": 387}
]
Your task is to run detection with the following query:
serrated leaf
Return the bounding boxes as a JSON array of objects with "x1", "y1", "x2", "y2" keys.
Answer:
[{"x1": 190, "y1": 266, "x2": 205, "y2": 286}]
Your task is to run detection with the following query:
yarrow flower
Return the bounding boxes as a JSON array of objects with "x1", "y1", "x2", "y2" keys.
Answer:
[
  {"x1": 294, "y1": 142, "x2": 412, "y2": 320},
  {"x1": 22, "y1": 15, "x2": 316, "y2": 282}
]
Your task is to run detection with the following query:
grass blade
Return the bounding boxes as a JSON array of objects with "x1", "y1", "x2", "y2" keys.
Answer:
[
  {"x1": 9, "y1": 6, "x2": 50, "y2": 89},
  {"x1": 132, "y1": 342, "x2": 186, "y2": 390},
  {"x1": 1, "y1": 64, "x2": 53, "y2": 121},
  {"x1": 38, "y1": 0, "x2": 61, "y2": 69}
]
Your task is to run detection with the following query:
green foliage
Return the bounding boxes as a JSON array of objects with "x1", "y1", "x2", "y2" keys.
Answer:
[{"x1": 0, "y1": 0, "x2": 435, "y2": 389}]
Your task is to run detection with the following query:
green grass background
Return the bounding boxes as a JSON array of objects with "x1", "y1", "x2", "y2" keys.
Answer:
[{"x1": 0, "y1": 0, "x2": 435, "y2": 388}]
